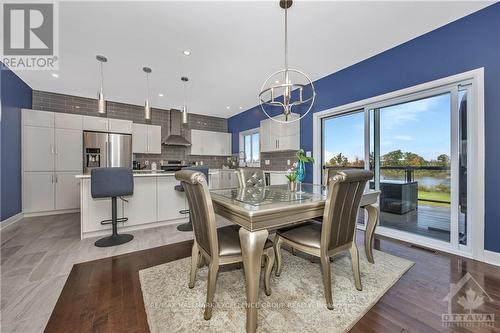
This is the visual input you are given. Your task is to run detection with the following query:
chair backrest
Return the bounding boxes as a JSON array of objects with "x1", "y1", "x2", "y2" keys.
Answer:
[
  {"x1": 182, "y1": 166, "x2": 209, "y2": 185},
  {"x1": 91, "y1": 167, "x2": 134, "y2": 198},
  {"x1": 238, "y1": 168, "x2": 265, "y2": 188},
  {"x1": 175, "y1": 169, "x2": 218, "y2": 257},
  {"x1": 321, "y1": 169, "x2": 373, "y2": 252}
]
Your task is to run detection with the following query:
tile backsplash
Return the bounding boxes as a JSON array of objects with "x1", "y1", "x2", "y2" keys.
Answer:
[
  {"x1": 32, "y1": 90, "x2": 234, "y2": 169},
  {"x1": 260, "y1": 150, "x2": 298, "y2": 171}
]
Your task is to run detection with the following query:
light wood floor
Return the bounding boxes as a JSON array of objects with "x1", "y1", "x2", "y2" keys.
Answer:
[{"x1": 0, "y1": 213, "x2": 196, "y2": 333}]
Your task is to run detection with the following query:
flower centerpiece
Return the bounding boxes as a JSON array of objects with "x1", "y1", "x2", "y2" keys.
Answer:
[{"x1": 286, "y1": 162, "x2": 298, "y2": 192}]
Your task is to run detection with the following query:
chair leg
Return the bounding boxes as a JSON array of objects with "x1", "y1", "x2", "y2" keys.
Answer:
[
  {"x1": 274, "y1": 235, "x2": 284, "y2": 277},
  {"x1": 291, "y1": 247, "x2": 296, "y2": 255},
  {"x1": 204, "y1": 260, "x2": 219, "y2": 320},
  {"x1": 264, "y1": 248, "x2": 275, "y2": 296},
  {"x1": 197, "y1": 252, "x2": 205, "y2": 268},
  {"x1": 189, "y1": 242, "x2": 200, "y2": 289},
  {"x1": 320, "y1": 255, "x2": 334, "y2": 310},
  {"x1": 349, "y1": 244, "x2": 363, "y2": 291}
]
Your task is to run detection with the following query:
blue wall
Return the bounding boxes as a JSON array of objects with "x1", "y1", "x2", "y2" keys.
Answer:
[
  {"x1": 228, "y1": 3, "x2": 500, "y2": 253},
  {"x1": 1, "y1": 65, "x2": 33, "y2": 221}
]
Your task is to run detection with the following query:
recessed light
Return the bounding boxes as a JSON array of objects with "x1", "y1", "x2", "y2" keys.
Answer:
[
  {"x1": 51, "y1": 73, "x2": 59, "y2": 78},
  {"x1": 158, "y1": 93, "x2": 164, "y2": 97},
  {"x1": 183, "y1": 50, "x2": 191, "y2": 56},
  {"x1": 239, "y1": 106, "x2": 243, "y2": 109},
  {"x1": 275, "y1": 80, "x2": 280, "y2": 84},
  {"x1": 226, "y1": 106, "x2": 231, "y2": 110}
]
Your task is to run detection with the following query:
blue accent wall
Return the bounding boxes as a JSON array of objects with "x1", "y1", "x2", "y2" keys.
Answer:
[
  {"x1": 1, "y1": 65, "x2": 33, "y2": 221},
  {"x1": 228, "y1": 3, "x2": 500, "y2": 253}
]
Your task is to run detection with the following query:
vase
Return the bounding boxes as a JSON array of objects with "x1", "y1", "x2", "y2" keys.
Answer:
[
  {"x1": 288, "y1": 181, "x2": 297, "y2": 192},
  {"x1": 296, "y1": 160, "x2": 305, "y2": 193}
]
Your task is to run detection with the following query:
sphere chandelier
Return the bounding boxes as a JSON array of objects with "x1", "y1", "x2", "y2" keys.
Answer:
[{"x1": 259, "y1": 0, "x2": 316, "y2": 123}]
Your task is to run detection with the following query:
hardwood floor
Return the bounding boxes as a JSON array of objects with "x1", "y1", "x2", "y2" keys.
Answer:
[{"x1": 45, "y1": 234, "x2": 500, "y2": 333}]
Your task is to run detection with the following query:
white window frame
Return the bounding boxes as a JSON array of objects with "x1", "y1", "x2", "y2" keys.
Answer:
[
  {"x1": 312, "y1": 68, "x2": 485, "y2": 263},
  {"x1": 239, "y1": 128, "x2": 261, "y2": 167}
]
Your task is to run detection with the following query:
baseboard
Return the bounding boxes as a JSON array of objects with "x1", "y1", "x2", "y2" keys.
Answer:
[
  {"x1": 23, "y1": 209, "x2": 79, "y2": 218},
  {"x1": 483, "y1": 250, "x2": 500, "y2": 267},
  {"x1": 0, "y1": 212, "x2": 24, "y2": 230}
]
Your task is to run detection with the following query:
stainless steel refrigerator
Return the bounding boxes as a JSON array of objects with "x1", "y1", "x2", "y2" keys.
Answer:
[{"x1": 83, "y1": 131, "x2": 132, "y2": 173}]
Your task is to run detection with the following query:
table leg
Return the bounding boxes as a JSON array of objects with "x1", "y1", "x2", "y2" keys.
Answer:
[
  {"x1": 364, "y1": 204, "x2": 379, "y2": 264},
  {"x1": 239, "y1": 228, "x2": 269, "y2": 333}
]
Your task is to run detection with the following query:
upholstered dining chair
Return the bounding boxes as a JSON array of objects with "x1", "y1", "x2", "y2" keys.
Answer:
[
  {"x1": 237, "y1": 168, "x2": 266, "y2": 188},
  {"x1": 175, "y1": 169, "x2": 275, "y2": 320},
  {"x1": 274, "y1": 169, "x2": 373, "y2": 310}
]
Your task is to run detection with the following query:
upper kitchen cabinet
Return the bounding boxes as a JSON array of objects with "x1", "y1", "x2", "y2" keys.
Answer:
[
  {"x1": 83, "y1": 116, "x2": 108, "y2": 132},
  {"x1": 190, "y1": 130, "x2": 231, "y2": 156},
  {"x1": 55, "y1": 128, "x2": 83, "y2": 171},
  {"x1": 54, "y1": 113, "x2": 83, "y2": 130},
  {"x1": 260, "y1": 113, "x2": 300, "y2": 152},
  {"x1": 108, "y1": 118, "x2": 133, "y2": 134},
  {"x1": 23, "y1": 109, "x2": 54, "y2": 127},
  {"x1": 24, "y1": 125, "x2": 54, "y2": 171},
  {"x1": 132, "y1": 123, "x2": 161, "y2": 154}
]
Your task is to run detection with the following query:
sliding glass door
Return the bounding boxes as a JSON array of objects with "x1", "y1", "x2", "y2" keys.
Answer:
[
  {"x1": 320, "y1": 80, "x2": 473, "y2": 253},
  {"x1": 372, "y1": 93, "x2": 452, "y2": 242}
]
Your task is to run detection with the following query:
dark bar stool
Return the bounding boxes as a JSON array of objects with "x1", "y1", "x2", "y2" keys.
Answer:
[
  {"x1": 175, "y1": 166, "x2": 209, "y2": 232},
  {"x1": 91, "y1": 167, "x2": 134, "y2": 247}
]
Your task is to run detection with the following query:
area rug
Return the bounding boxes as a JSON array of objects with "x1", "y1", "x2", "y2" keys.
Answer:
[{"x1": 139, "y1": 248, "x2": 414, "y2": 333}]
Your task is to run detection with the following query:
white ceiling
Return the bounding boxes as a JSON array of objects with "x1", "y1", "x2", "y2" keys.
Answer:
[{"x1": 13, "y1": 1, "x2": 492, "y2": 118}]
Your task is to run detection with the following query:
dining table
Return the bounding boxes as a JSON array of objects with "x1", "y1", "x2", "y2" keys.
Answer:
[{"x1": 210, "y1": 183, "x2": 380, "y2": 333}]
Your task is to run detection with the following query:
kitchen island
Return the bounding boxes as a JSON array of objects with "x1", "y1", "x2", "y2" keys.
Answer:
[
  {"x1": 77, "y1": 171, "x2": 219, "y2": 239},
  {"x1": 77, "y1": 172, "x2": 186, "y2": 239}
]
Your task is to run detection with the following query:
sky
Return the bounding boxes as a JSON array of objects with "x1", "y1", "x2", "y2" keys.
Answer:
[{"x1": 323, "y1": 93, "x2": 452, "y2": 163}]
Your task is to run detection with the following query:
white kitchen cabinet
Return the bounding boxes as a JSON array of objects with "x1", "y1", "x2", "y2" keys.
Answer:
[
  {"x1": 83, "y1": 116, "x2": 108, "y2": 132},
  {"x1": 108, "y1": 118, "x2": 133, "y2": 134},
  {"x1": 55, "y1": 172, "x2": 80, "y2": 210},
  {"x1": 55, "y1": 129, "x2": 82, "y2": 171},
  {"x1": 132, "y1": 124, "x2": 148, "y2": 153},
  {"x1": 55, "y1": 113, "x2": 82, "y2": 130},
  {"x1": 190, "y1": 130, "x2": 231, "y2": 156},
  {"x1": 23, "y1": 172, "x2": 55, "y2": 213},
  {"x1": 157, "y1": 177, "x2": 187, "y2": 221},
  {"x1": 23, "y1": 126, "x2": 54, "y2": 171},
  {"x1": 208, "y1": 171, "x2": 220, "y2": 189},
  {"x1": 123, "y1": 177, "x2": 157, "y2": 226},
  {"x1": 23, "y1": 109, "x2": 54, "y2": 127},
  {"x1": 260, "y1": 113, "x2": 300, "y2": 152},
  {"x1": 218, "y1": 170, "x2": 238, "y2": 188},
  {"x1": 269, "y1": 172, "x2": 288, "y2": 185},
  {"x1": 22, "y1": 109, "x2": 83, "y2": 215},
  {"x1": 148, "y1": 125, "x2": 162, "y2": 153},
  {"x1": 132, "y1": 124, "x2": 161, "y2": 154}
]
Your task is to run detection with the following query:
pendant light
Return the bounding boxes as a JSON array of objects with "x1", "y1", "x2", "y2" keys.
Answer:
[
  {"x1": 181, "y1": 76, "x2": 189, "y2": 124},
  {"x1": 96, "y1": 55, "x2": 107, "y2": 114},
  {"x1": 143, "y1": 67, "x2": 152, "y2": 120},
  {"x1": 258, "y1": 0, "x2": 315, "y2": 123}
]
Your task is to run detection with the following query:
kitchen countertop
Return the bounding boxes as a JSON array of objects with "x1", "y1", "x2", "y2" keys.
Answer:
[
  {"x1": 262, "y1": 170, "x2": 289, "y2": 174},
  {"x1": 76, "y1": 170, "x2": 220, "y2": 179}
]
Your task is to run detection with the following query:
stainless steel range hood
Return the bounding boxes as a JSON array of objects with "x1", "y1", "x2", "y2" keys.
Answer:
[{"x1": 163, "y1": 109, "x2": 191, "y2": 146}]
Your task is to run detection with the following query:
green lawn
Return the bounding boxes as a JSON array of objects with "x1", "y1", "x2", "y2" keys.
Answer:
[{"x1": 418, "y1": 191, "x2": 451, "y2": 207}]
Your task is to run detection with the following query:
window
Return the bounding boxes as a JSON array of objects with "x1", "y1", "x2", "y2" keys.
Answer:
[{"x1": 240, "y1": 129, "x2": 260, "y2": 167}]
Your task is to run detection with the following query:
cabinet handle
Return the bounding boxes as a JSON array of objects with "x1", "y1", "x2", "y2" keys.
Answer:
[
  {"x1": 51, "y1": 146, "x2": 55, "y2": 154},
  {"x1": 55, "y1": 174, "x2": 58, "y2": 183},
  {"x1": 52, "y1": 174, "x2": 54, "y2": 183}
]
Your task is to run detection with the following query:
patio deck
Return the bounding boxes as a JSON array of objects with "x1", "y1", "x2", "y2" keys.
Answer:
[{"x1": 377, "y1": 203, "x2": 465, "y2": 243}]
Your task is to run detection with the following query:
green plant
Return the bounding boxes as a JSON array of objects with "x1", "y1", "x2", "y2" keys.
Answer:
[
  {"x1": 285, "y1": 171, "x2": 298, "y2": 182},
  {"x1": 296, "y1": 149, "x2": 314, "y2": 164}
]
